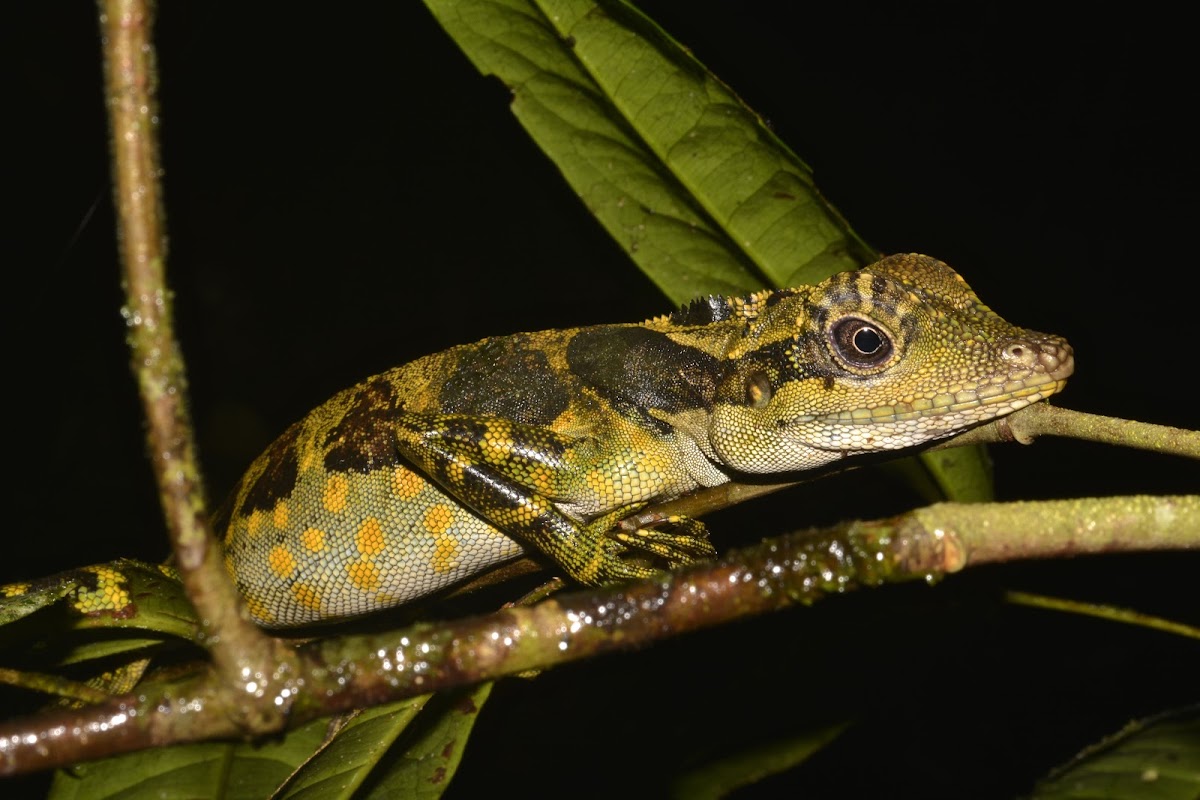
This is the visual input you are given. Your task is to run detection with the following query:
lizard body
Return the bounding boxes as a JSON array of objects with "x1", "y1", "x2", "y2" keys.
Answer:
[{"x1": 220, "y1": 254, "x2": 1073, "y2": 627}]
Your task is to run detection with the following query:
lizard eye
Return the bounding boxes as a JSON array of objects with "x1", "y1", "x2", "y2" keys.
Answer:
[
  {"x1": 829, "y1": 317, "x2": 894, "y2": 370},
  {"x1": 744, "y1": 371, "x2": 772, "y2": 408}
]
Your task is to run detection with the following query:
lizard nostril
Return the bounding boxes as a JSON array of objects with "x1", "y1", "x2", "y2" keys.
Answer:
[{"x1": 1001, "y1": 341, "x2": 1036, "y2": 367}]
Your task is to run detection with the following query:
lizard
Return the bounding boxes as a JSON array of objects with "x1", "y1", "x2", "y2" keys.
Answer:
[{"x1": 217, "y1": 253, "x2": 1074, "y2": 628}]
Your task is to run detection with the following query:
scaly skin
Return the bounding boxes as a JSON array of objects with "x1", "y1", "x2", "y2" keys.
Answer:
[{"x1": 219, "y1": 254, "x2": 1074, "y2": 627}]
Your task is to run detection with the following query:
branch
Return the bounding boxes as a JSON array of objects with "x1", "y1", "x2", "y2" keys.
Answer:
[
  {"x1": 97, "y1": 0, "x2": 296, "y2": 709},
  {"x1": 940, "y1": 403, "x2": 1199, "y2": 455},
  {"x1": 1, "y1": 494, "x2": 1194, "y2": 775}
]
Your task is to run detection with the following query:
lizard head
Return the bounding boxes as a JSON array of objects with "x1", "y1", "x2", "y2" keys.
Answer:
[{"x1": 709, "y1": 253, "x2": 1074, "y2": 473}]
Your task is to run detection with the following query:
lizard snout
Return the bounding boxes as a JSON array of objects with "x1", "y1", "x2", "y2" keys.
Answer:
[{"x1": 1000, "y1": 335, "x2": 1074, "y2": 383}]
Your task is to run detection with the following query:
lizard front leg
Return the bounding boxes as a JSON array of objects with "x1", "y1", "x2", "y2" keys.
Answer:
[{"x1": 393, "y1": 411, "x2": 714, "y2": 586}]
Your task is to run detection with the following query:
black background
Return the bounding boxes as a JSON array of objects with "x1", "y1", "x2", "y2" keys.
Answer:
[{"x1": 8, "y1": 3, "x2": 1198, "y2": 798}]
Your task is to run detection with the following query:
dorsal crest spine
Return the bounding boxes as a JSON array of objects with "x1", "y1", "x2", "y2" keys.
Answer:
[{"x1": 662, "y1": 288, "x2": 781, "y2": 327}]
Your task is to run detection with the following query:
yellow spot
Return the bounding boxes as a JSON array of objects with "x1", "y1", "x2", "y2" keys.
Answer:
[
  {"x1": 347, "y1": 558, "x2": 381, "y2": 591},
  {"x1": 291, "y1": 582, "x2": 323, "y2": 611},
  {"x1": 244, "y1": 595, "x2": 276, "y2": 624},
  {"x1": 526, "y1": 464, "x2": 555, "y2": 494},
  {"x1": 323, "y1": 473, "x2": 349, "y2": 514},
  {"x1": 223, "y1": 552, "x2": 236, "y2": 580},
  {"x1": 392, "y1": 466, "x2": 424, "y2": 500},
  {"x1": 356, "y1": 518, "x2": 386, "y2": 556},
  {"x1": 482, "y1": 427, "x2": 516, "y2": 464},
  {"x1": 272, "y1": 500, "x2": 289, "y2": 530},
  {"x1": 431, "y1": 533, "x2": 460, "y2": 574},
  {"x1": 424, "y1": 504, "x2": 455, "y2": 535},
  {"x1": 74, "y1": 566, "x2": 133, "y2": 615},
  {"x1": 300, "y1": 527, "x2": 326, "y2": 552},
  {"x1": 1, "y1": 582, "x2": 30, "y2": 597},
  {"x1": 268, "y1": 545, "x2": 297, "y2": 579}
]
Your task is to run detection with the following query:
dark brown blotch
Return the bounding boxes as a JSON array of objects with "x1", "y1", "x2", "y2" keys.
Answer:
[
  {"x1": 567, "y1": 326, "x2": 723, "y2": 432},
  {"x1": 764, "y1": 291, "x2": 789, "y2": 309},
  {"x1": 323, "y1": 377, "x2": 405, "y2": 474},
  {"x1": 438, "y1": 334, "x2": 570, "y2": 427},
  {"x1": 238, "y1": 422, "x2": 302, "y2": 516}
]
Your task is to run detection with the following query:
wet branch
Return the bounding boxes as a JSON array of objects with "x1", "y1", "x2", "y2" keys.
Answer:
[{"x1": 1, "y1": 493, "x2": 1194, "y2": 775}]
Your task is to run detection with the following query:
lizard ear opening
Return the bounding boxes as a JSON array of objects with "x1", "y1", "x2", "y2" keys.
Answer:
[{"x1": 744, "y1": 371, "x2": 772, "y2": 408}]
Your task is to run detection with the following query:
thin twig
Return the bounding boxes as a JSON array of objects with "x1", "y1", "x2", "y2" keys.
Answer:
[
  {"x1": 940, "y1": 403, "x2": 1200, "y2": 456},
  {"x1": 97, "y1": 0, "x2": 295, "y2": 713},
  {"x1": 1005, "y1": 591, "x2": 1200, "y2": 640},
  {"x1": 0, "y1": 668, "x2": 114, "y2": 705}
]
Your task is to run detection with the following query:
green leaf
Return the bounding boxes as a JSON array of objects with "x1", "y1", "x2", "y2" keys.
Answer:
[
  {"x1": 671, "y1": 720, "x2": 851, "y2": 799},
  {"x1": 47, "y1": 699, "x2": 437, "y2": 800},
  {"x1": 362, "y1": 682, "x2": 495, "y2": 799},
  {"x1": 54, "y1": 637, "x2": 170, "y2": 667},
  {"x1": 0, "y1": 561, "x2": 190, "y2": 701},
  {"x1": 886, "y1": 446, "x2": 996, "y2": 505},
  {"x1": 917, "y1": 447, "x2": 995, "y2": 503},
  {"x1": 1031, "y1": 706, "x2": 1200, "y2": 800},
  {"x1": 49, "y1": 720, "x2": 329, "y2": 800},
  {"x1": 276, "y1": 697, "x2": 431, "y2": 799},
  {"x1": 0, "y1": 559, "x2": 197, "y2": 642},
  {"x1": 0, "y1": 578, "x2": 74, "y2": 625},
  {"x1": 46, "y1": 687, "x2": 494, "y2": 799},
  {"x1": 424, "y1": 0, "x2": 874, "y2": 304}
]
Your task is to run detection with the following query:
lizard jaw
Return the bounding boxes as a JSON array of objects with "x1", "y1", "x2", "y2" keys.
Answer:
[
  {"x1": 784, "y1": 334, "x2": 1075, "y2": 452},
  {"x1": 802, "y1": 333, "x2": 1073, "y2": 426}
]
